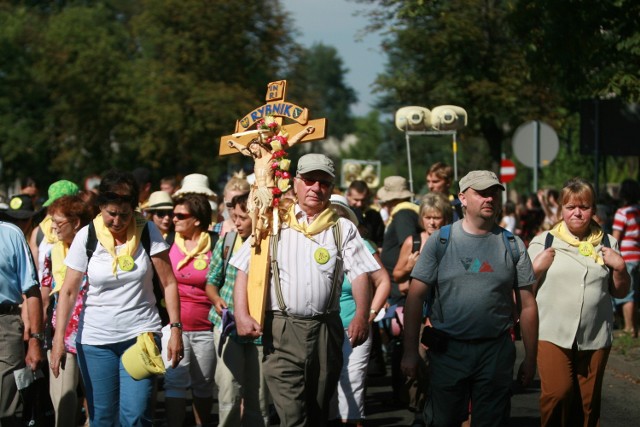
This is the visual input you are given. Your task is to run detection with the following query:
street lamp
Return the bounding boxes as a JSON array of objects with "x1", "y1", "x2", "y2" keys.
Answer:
[{"x1": 395, "y1": 105, "x2": 467, "y2": 193}]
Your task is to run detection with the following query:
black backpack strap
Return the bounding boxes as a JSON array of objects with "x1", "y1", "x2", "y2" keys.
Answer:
[
  {"x1": 501, "y1": 228, "x2": 520, "y2": 288},
  {"x1": 86, "y1": 221, "x2": 98, "y2": 262},
  {"x1": 165, "y1": 230, "x2": 175, "y2": 246},
  {"x1": 36, "y1": 226, "x2": 45, "y2": 247},
  {"x1": 208, "y1": 230, "x2": 220, "y2": 249},
  {"x1": 221, "y1": 231, "x2": 238, "y2": 278},
  {"x1": 141, "y1": 223, "x2": 151, "y2": 255},
  {"x1": 435, "y1": 224, "x2": 452, "y2": 264},
  {"x1": 411, "y1": 234, "x2": 422, "y2": 253},
  {"x1": 544, "y1": 232, "x2": 554, "y2": 250},
  {"x1": 602, "y1": 233, "x2": 611, "y2": 248}
]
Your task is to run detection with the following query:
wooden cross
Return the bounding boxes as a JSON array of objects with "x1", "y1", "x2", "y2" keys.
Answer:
[
  {"x1": 219, "y1": 80, "x2": 328, "y2": 326},
  {"x1": 219, "y1": 80, "x2": 327, "y2": 156}
]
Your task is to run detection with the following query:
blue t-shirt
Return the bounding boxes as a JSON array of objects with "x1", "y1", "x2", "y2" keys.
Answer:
[
  {"x1": 0, "y1": 222, "x2": 39, "y2": 304},
  {"x1": 339, "y1": 239, "x2": 377, "y2": 328}
]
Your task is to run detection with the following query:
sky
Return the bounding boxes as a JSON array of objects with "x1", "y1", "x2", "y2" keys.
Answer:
[{"x1": 281, "y1": 0, "x2": 386, "y2": 116}]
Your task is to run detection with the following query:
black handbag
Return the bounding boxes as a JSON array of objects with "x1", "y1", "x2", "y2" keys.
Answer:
[
  {"x1": 20, "y1": 373, "x2": 55, "y2": 427},
  {"x1": 420, "y1": 325, "x2": 449, "y2": 353}
]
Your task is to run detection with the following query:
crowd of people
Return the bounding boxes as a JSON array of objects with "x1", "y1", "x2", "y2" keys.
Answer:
[{"x1": 0, "y1": 158, "x2": 638, "y2": 427}]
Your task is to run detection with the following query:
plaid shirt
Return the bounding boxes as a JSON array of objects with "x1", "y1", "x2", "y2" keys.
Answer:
[
  {"x1": 206, "y1": 236, "x2": 237, "y2": 329},
  {"x1": 206, "y1": 234, "x2": 261, "y2": 344}
]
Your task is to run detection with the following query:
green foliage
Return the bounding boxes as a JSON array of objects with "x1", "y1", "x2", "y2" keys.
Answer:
[
  {"x1": 352, "y1": 0, "x2": 639, "y2": 195},
  {"x1": 0, "y1": 0, "x2": 313, "y2": 192},
  {"x1": 286, "y1": 43, "x2": 357, "y2": 139}
]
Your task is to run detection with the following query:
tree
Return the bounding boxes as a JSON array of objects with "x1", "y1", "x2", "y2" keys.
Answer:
[
  {"x1": 286, "y1": 43, "x2": 357, "y2": 139},
  {"x1": 0, "y1": 0, "x2": 300, "y2": 191},
  {"x1": 357, "y1": 0, "x2": 559, "y2": 173}
]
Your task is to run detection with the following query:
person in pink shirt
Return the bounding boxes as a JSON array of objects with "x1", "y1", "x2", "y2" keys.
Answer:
[{"x1": 162, "y1": 193, "x2": 217, "y2": 426}]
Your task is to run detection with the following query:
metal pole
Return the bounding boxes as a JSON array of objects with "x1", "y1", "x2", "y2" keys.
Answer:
[
  {"x1": 594, "y1": 99, "x2": 600, "y2": 197},
  {"x1": 452, "y1": 131, "x2": 458, "y2": 181},
  {"x1": 533, "y1": 120, "x2": 540, "y2": 193},
  {"x1": 405, "y1": 129, "x2": 414, "y2": 194}
]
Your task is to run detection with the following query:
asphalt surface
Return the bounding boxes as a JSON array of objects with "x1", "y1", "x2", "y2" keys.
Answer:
[{"x1": 154, "y1": 339, "x2": 640, "y2": 426}]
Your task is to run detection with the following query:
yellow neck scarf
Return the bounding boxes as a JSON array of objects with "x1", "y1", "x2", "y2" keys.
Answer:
[
  {"x1": 50, "y1": 241, "x2": 68, "y2": 294},
  {"x1": 284, "y1": 204, "x2": 338, "y2": 240},
  {"x1": 93, "y1": 213, "x2": 147, "y2": 276},
  {"x1": 174, "y1": 231, "x2": 211, "y2": 270},
  {"x1": 40, "y1": 215, "x2": 58, "y2": 244},
  {"x1": 550, "y1": 221, "x2": 605, "y2": 265}
]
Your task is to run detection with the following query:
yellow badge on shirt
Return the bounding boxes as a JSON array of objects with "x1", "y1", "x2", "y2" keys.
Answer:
[
  {"x1": 578, "y1": 241, "x2": 594, "y2": 257},
  {"x1": 118, "y1": 255, "x2": 135, "y2": 271},
  {"x1": 314, "y1": 247, "x2": 330, "y2": 265},
  {"x1": 193, "y1": 258, "x2": 207, "y2": 271}
]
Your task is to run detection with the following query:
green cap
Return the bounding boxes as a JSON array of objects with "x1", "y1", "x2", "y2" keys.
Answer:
[{"x1": 42, "y1": 180, "x2": 79, "y2": 207}]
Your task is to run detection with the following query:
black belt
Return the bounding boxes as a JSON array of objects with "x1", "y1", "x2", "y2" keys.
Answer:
[
  {"x1": 0, "y1": 304, "x2": 20, "y2": 314},
  {"x1": 450, "y1": 330, "x2": 509, "y2": 345}
]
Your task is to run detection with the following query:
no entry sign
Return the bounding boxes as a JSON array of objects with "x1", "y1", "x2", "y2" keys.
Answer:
[{"x1": 500, "y1": 159, "x2": 516, "y2": 183}]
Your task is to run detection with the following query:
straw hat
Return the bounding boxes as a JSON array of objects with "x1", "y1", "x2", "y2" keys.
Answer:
[
  {"x1": 376, "y1": 176, "x2": 414, "y2": 203},
  {"x1": 146, "y1": 191, "x2": 174, "y2": 211},
  {"x1": 173, "y1": 174, "x2": 217, "y2": 200},
  {"x1": 330, "y1": 194, "x2": 359, "y2": 226},
  {"x1": 122, "y1": 333, "x2": 166, "y2": 380}
]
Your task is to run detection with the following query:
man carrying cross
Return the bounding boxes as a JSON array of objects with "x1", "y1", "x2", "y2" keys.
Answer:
[{"x1": 232, "y1": 154, "x2": 380, "y2": 426}]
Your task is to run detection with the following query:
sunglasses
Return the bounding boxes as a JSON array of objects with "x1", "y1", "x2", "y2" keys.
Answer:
[
  {"x1": 173, "y1": 213, "x2": 193, "y2": 220},
  {"x1": 297, "y1": 176, "x2": 333, "y2": 189},
  {"x1": 153, "y1": 210, "x2": 174, "y2": 218}
]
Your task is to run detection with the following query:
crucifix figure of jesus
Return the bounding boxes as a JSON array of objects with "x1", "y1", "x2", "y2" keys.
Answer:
[{"x1": 227, "y1": 125, "x2": 314, "y2": 246}]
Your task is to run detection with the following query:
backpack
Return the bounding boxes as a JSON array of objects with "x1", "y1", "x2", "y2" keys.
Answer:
[{"x1": 435, "y1": 224, "x2": 520, "y2": 268}]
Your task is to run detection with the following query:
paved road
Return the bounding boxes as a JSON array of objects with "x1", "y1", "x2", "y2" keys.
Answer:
[
  {"x1": 364, "y1": 340, "x2": 640, "y2": 426},
  {"x1": 158, "y1": 340, "x2": 640, "y2": 426}
]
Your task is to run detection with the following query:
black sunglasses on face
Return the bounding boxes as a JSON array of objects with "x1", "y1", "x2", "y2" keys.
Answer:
[
  {"x1": 173, "y1": 213, "x2": 193, "y2": 220},
  {"x1": 154, "y1": 210, "x2": 173, "y2": 218},
  {"x1": 297, "y1": 176, "x2": 333, "y2": 189}
]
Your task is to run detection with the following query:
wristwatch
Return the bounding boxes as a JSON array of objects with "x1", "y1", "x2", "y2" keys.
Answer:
[
  {"x1": 30, "y1": 332, "x2": 45, "y2": 342},
  {"x1": 170, "y1": 322, "x2": 183, "y2": 330},
  {"x1": 370, "y1": 309, "x2": 378, "y2": 315}
]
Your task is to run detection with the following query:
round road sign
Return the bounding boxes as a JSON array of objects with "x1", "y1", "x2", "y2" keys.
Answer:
[
  {"x1": 512, "y1": 121, "x2": 559, "y2": 168},
  {"x1": 500, "y1": 159, "x2": 516, "y2": 183}
]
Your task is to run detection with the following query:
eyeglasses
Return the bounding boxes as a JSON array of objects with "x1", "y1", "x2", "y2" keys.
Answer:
[
  {"x1": 52, "y1": 219, "x2": 69, "y2": 228},
  {"x1": 153, "y1": 210, "x2": 174, "y2": 219},
  {"x1": 297, "y1": 176, "x2": 333, "y2": 189},
  {"x1": 173, "y1": 213, "x2": 193, "y2": 220}
]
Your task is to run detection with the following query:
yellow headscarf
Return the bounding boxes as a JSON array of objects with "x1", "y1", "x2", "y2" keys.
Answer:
[
  {"x1": 284, "y1": 203, "x2": 338, "y2": 241},
  {"x1": 173, "y1": 231, "x2": 212, "y2": 270},
  {"x1": 39, "y1": 215, "x2": 58, "y2": 244},
  {"x1": 550, "y1": 220, "x2": 605, "y2": 265},
  {"x1": 50, "y1": 241, "x2": 68, "y2": 294},
  {"x1": 93, "y1": 213, "x2": 147, "y2": 276}
]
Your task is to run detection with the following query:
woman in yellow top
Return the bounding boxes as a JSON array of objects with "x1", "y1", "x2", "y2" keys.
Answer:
[
  {"x1": 528, "y1": 177, "x2": 629, "y2": 426},
  {"x1": 50, "y1": 170, "x2": 183, "y2": 426}
]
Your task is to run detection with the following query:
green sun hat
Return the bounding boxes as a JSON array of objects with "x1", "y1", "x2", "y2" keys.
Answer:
[{"x1": 42, "y1": 180, "x2": 80, "y2": 207}]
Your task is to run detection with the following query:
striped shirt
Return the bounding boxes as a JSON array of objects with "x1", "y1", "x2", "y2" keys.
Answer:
[
  {"x1": 612, "y1": 204, "x2": 640, "y2": 263},
  {"x1": 230, "y1": 205, "x2": 379, "y2": 317}
]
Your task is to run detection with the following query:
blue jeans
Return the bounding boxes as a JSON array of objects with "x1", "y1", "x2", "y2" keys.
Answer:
[{"x1": 77, "y1": 337, "x2": 157, "y2": 427}]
